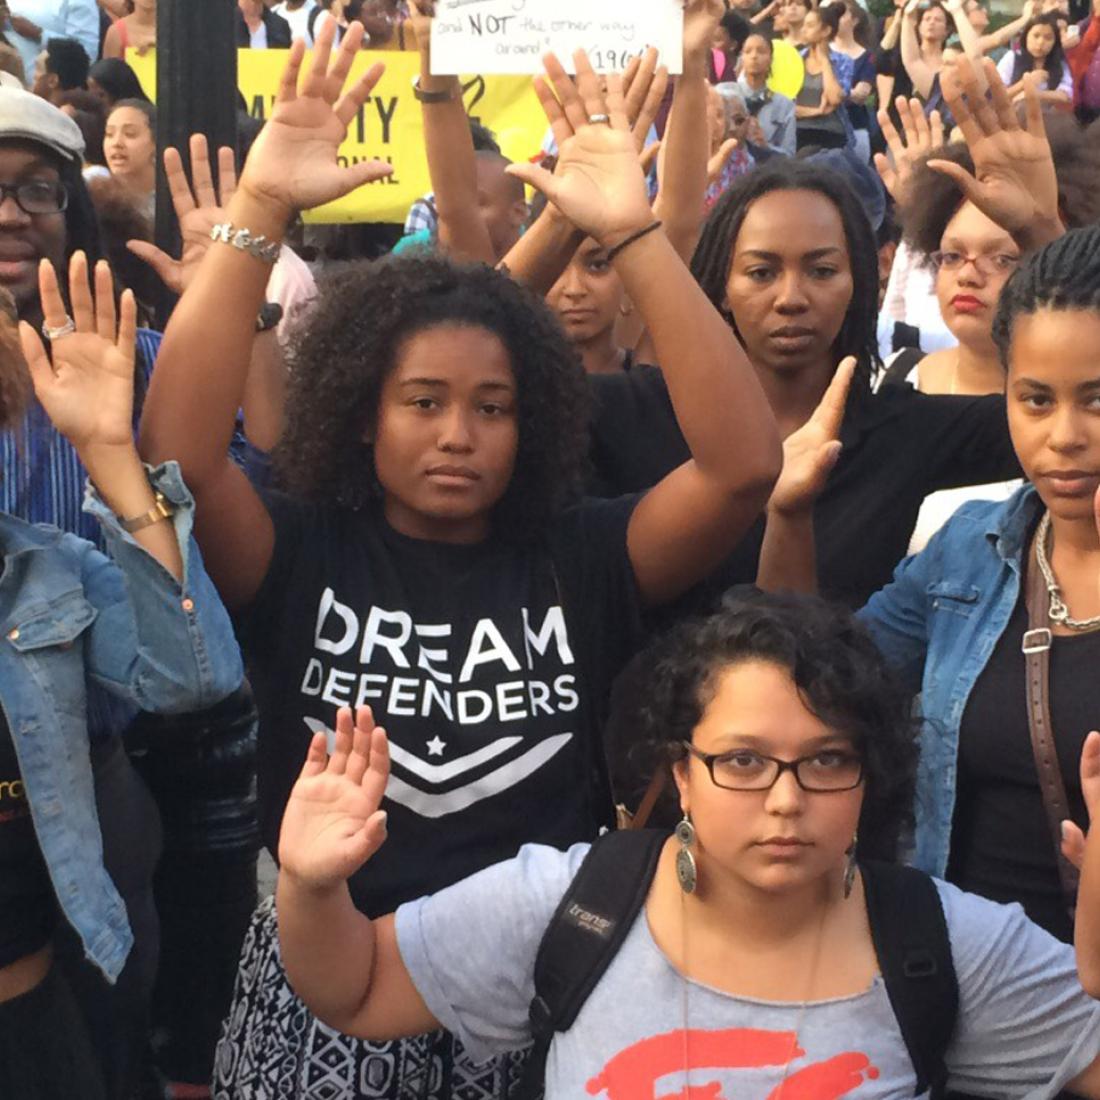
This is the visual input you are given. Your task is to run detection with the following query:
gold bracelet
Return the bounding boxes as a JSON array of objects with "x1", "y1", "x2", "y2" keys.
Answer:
[{"x1": 119, "y1": 492, "x2": 175, "y2": 533}]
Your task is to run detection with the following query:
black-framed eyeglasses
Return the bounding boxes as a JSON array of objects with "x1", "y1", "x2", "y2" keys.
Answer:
[
  {"x1": 0, "y1": 180, "x2": 68, "y2": 216},
  {"x1": 682, "y1": 742, "x2": 864, "y2": 792},
  {"x1": 929, "y1": 249, "x2": 1019, "y2": 276}
]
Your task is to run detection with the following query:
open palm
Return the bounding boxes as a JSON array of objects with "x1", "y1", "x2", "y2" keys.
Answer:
[
  {"x1": 278, "y1": 706, "x2": 391, "y2": 890},
  {"x1": 929, "y1": 57, "x2": 1058, "y2": 240},
  {"x1": 768, "y1": 358, "x2": 856, "y2": 516},
  {"x1": 238, "y1": 20, "x2": 394, "y2": 216},
  {"x1": 19, "y1": 254, "x2": 136, "y2": 451}
]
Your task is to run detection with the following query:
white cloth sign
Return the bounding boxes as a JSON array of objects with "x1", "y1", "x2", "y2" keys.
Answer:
[{"x1": 430, "y1": 0, "x2": 683, "y2": 75}]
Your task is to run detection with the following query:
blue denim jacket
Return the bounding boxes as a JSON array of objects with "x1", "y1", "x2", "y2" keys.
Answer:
[
  {"x1": 3, "y1": 462, "x2": 244, "y2": 982},
  {"x1": 858, "y1": 484, "x2": 1041, "y2": 878}
]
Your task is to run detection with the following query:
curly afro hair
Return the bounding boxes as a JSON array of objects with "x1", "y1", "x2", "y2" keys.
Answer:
[
  {"x1": 273, "y1": 254, "x2": 590, "y2": 542},
  {"x1": 902, "y1": 113, "x2": 1100, "y2": 260},
  {"x1": 622, "y1": 587, "x2": 918, "y2": 861}
]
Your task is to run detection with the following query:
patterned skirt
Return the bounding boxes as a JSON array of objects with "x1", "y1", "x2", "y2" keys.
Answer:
[{"x1": 213, "y1": 896, "x2": 529, "y2": 1099}]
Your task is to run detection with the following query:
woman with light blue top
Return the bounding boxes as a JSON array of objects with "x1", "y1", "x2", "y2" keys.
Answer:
[{"x1": 0, "y1": 254, "x2": 243, "y2": 1097}]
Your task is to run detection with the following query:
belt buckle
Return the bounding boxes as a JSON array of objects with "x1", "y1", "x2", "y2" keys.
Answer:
[{"x1": 1022, "y1": 628, "x2": 1052, "y2": 654}]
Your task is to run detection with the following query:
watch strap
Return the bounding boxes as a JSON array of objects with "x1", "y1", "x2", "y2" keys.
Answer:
[{"x1": 120, "y1": 492, "x2": 175, "y2": 533}]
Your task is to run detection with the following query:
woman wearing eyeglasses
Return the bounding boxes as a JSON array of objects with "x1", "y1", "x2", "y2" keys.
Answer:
[{"x1": 269, "y1": 591, "x2": 1100, "y2": 1099}]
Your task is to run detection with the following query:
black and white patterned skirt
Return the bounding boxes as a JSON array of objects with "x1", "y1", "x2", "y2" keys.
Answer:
[{"x1": 213, "y1": 896, "x2": 529, "y2": 1099}]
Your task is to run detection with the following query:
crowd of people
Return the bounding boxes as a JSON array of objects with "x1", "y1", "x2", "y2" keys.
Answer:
[{"x1": 5, "y1": 0, "x2": 1100, "y2": 1098}]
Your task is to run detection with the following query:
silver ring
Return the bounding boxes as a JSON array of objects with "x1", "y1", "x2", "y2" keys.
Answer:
[
  {"x1": 587, "y1": 113, "x2": 611, "y2": 126},
  {"x1": 41, "y1": 317, "x2": 76, "y2": 341}
]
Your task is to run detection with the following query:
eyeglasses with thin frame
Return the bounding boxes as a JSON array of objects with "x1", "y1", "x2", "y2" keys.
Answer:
[
  {"x1": 681, "y1": 742, "x2": 864, "y2": 792},
  {"x1": 929, "y1": 249, "x2": 1020, "y2": 277},
  {"x1": 0, "y1": 180, "x2": 68, "y2": 216}
]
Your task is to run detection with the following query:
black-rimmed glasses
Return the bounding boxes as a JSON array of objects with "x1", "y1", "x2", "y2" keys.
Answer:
[
  {"x1": 0, "y1": 181, "x2": 68, "y2": 216},
  {"x1": 682, "y1": 742, "x2": 863, "y2": 792}
]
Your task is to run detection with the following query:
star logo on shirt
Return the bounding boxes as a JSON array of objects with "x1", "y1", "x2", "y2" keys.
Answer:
[{"x1": 426, "y1": 736, "x2": 447, "y2": 757}]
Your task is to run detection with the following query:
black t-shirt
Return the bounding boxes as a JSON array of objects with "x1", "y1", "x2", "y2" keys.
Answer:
[
  {"x1": 588, "y1": 365, "x2": 1021, "y2": 609},
  {"x1": 237, "y1": 495, "x2": 643, "y2": 917},
  {"x1": 0, "y1": 710, "x2": 55, "y2": 966},
  {"x1": 949, "y1": 589, "x2": 1093, "y2": 943}
]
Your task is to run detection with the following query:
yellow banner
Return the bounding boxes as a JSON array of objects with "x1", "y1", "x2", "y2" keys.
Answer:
[{"x1": 127, "y1": 50, "x2": 547, "y2": 225}]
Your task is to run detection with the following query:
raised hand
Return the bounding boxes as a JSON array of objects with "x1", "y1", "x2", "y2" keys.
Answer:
[
  {"x1": 682, "y1": 0, "x2": 726, "y2": 61},
  {"x1": 927, "y1": 55, "x2": 1062, "y2": 249},
  {"x1": 874, "y1": 97, "x2": 944, "y2": 208},
  {"x1": 707, "y1": 138, "x2": 741, "y2": 186},
  {"x1": 18, "y1": 254, "x2": 136, "y2": 452},
  {"x1": 237, "y1": 20, "x2": 394, "y2": 219},
  {"x1": 405, "y1": 0, "x2": 434, "y2": 58},
  {"x1": 507, "y1": 51, "x2": 655, "y2": 248},
  {"x1": 766, "y1": 358, "x2": 856, "y2": 517},
  {"x1": 278, "y1": 707, "x2": 391, "y2": 891},
  {"x1": 128, "y1": 135, "x2": 238, "y2": 296}
]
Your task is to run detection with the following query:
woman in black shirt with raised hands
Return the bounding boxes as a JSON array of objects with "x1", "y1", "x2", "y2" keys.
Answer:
[{"x1": 139, "y1": 21, "x2": 781, "y2": 1100}]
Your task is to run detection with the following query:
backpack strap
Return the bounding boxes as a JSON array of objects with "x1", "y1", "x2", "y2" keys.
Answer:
[
  {"x1": 862, "y1": 861, "x2": 959, "y2": 1098},
  {"x1": 518, "y1": 828, "x2": 669, "y2": 1100}
]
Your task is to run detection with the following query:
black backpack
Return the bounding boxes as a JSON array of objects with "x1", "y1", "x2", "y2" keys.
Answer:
[{"x1": 519, "y1": 828, "x2": 958, "y2": 1099}]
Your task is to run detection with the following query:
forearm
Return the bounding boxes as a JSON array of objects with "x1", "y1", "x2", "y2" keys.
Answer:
[
  {"x1": 498, "y1": 204, "x2": 584, "y2": 295},
  {"x1": 756, "y1": 508, "x2": 818, "y2": 593},
  {"x1": 952, "y1": 10, "x2": 985, "y2": 60},
  {"x1": 652, "y1": 54, "x2": 709, "y2": 261},
  {"x1": 900, "y1": 20, "x2": 933, "y2": 97},
  {"x1": 796, "y1": 102, "x2": 825, "y2": 118},
  {"x1": 881, "y1": 15, "x2": 902, "y2": 50},
  {"x1": 1035, "y1": 88, "x2": 1072, "y2": 105},
  {"x1": 418, "y1": 51, "x2": 495, "y2": 263},
  {"x1": 981, "y1": 13, "x2": 1027, "y2": 51},
  {"x1": 81, "y1": 444, "x2": 183, "y2": 581},
  {"x1": 612, "y1": 232, "x2": 778, "y2": 483},
  {"x1": 242, "y1": 329, "x2": 286, "y2": 453},
  {"x1": 139, "y1": 189, "x2": 285, "y2": 486},
  {"x1": 819, "y1": 55, "x2": 844, "y2": 107},
  {"x1": 277, "y1": 873, "x2": 381, "y2": 1032}
]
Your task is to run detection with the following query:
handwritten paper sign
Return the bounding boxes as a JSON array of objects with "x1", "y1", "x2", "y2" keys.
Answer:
[{"x1": 430, "y1": 0, "x2": 684, "y2": 76}]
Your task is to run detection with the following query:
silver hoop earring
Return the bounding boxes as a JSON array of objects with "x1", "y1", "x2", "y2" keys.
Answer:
[
  {"x1": 675, "y1": 813, "x2": 697, "y2": 895},
  {"x1": 843, "y1": 833, "x2": 858, "y2": 899}
]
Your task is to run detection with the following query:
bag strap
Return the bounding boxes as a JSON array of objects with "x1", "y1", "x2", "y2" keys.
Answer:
[
  {"x1": 518, "y1": 828, "x2": 668, "y2": 1100},
  {"x1": 1022, "y1": 540, "x2": 1080, "y2": 915},
  {"x1": 862, "y1": 861, "x2": 958, "y2": 1099}
]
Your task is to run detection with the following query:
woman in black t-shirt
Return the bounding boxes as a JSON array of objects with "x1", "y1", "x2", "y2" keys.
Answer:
[
  {"x1": 589, "y1": 153, "x2": 1020, "y2": 611},
  {"x1": 139, "y1": 25, "x2": 782, "y2": 1100}
]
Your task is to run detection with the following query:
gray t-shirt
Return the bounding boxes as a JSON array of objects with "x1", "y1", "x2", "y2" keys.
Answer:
[{"x1": 395, "y1": 843, "x2": 1100, "y2": 1100}]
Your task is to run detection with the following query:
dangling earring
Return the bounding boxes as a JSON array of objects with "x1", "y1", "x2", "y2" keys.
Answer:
[
  {"x1": 843, "y1": 833, "x2": 858, "y2": 899},
  {"x1": 618, "y1": 298, "x2": 634, "y2": 318},
  {"x1": 675, "y1": 813, "x2": 697, "y2": 895}
]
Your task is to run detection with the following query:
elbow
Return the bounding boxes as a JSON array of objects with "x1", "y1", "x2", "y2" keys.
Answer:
[
  {"x1": 729, "y1": 437, "x2": 783, "y2": 510},
  {"x1": 1078, "y1": 953, "x2": 1100, "y2": 1000}
]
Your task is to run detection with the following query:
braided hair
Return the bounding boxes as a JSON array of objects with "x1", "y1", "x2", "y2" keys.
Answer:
[
  {"x1": 993, "y1": 226, "x2": 1100, "y2": 367},
  {"x1": 690, "y1": 158, "x2": 882, "y2": 401}
]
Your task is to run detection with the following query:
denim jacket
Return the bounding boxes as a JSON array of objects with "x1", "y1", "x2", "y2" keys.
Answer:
[
  {"x1": 3, "y1": 462, "x2": 243, "y2": 982},
  {"x1": 858, "y1": 484, "x2": 1042, "y2": 878}
]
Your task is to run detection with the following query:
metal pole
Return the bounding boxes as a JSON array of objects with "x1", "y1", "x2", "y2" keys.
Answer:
[{"x1": 154, "y1": 0, "x2": 238, "y2": 324}]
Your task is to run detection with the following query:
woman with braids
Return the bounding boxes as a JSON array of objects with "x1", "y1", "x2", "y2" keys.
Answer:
[
  {"x1": 270, "y1": 591, "x2": 1100, "y2": 1099},
  {"x1": 588, "y1": 151, "x2": 1019, "y2": 610},
  {"x1": 138, "y1": 22, "x2": 781, "y2": 1099},
  {"x1": 760, "y1": 57, "x2": 1100, "y2": 947}
]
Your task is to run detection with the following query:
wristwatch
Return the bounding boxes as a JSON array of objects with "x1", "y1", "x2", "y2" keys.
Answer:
[
  {"x1": 412, "y1": 75, "x2": 459, "y2": 103},
  {"x1": 120, "y1": 492, "x2": 175, "y2": 533}
]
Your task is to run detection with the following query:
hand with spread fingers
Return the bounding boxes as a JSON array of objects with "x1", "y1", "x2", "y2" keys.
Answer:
[
  {"x1": 507, "y1": 50, "x2": 655, "y2": 249},
  {"x1": 237, "y1": 20, "x2": 394, "y2": 219},
  {"x1": 766, "y1": 358, "x2": 856, "y2": 518},
  {"x1": 278, "y1": 706, "x2": 392, "y2": 890},
  {"x1": 128, "y1": 135, "x2": 239, "y2": 296},
  {"x1": 18, "y1": 254, "x2": 136, "y2": 453},
  {"x1": 874, "y1": 97, "x2": 944, "y2": 208},
  {"x1": 928, "y1": 55, "x2": 1063, "y2": 250}
]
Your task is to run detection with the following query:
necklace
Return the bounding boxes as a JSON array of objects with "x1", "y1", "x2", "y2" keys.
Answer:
[
  {"x1": 678, "y1": 883, "x2": 829, "y2": 1096},
  {"x1": 1035, "y1": 511, "x2": 1100, "y2": 631}
]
